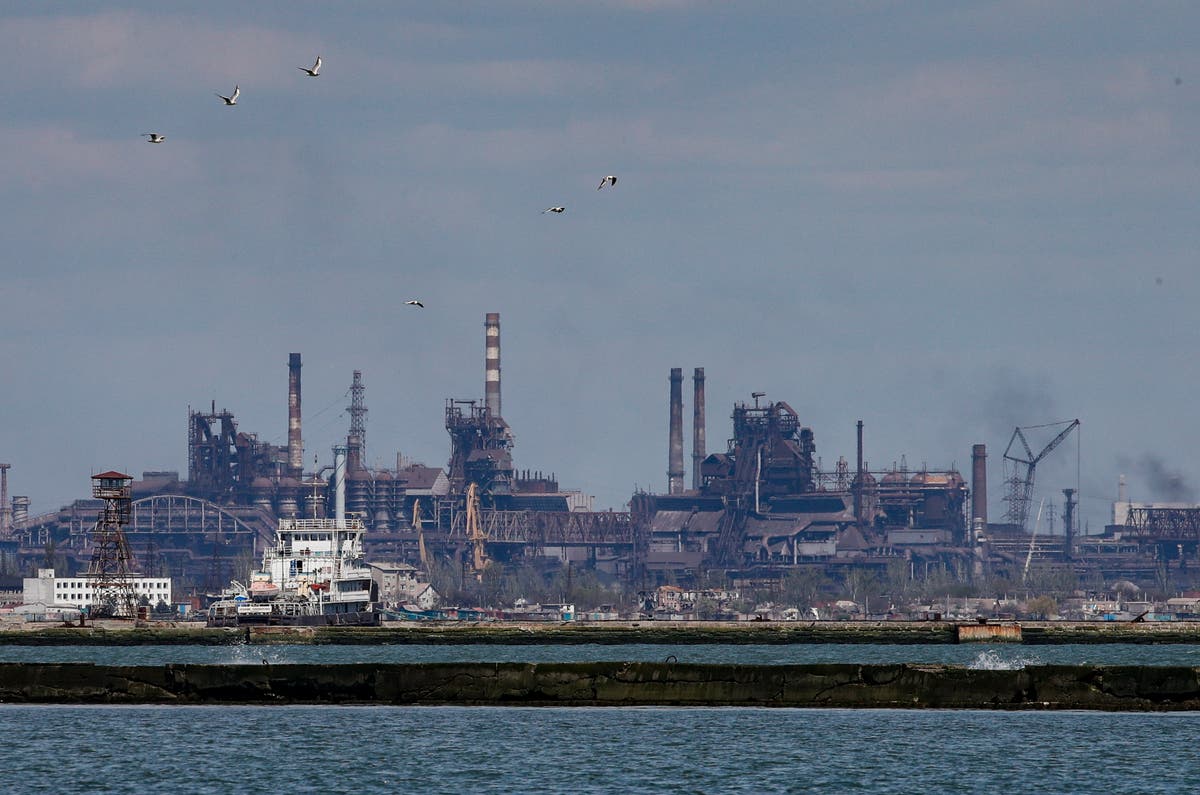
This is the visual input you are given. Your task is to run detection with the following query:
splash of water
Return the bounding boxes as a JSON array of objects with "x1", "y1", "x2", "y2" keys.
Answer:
[{"x1": 966, "y1": 649, "x2": 1039, "y2": 670}]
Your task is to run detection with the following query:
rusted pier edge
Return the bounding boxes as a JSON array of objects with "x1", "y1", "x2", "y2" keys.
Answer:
[
  {"x1": 3, "y1": 662, "x2": 1200, "y2": 710},
  {"x1": 6, "y1": 621, "x2": 1200, "y2": 646}
]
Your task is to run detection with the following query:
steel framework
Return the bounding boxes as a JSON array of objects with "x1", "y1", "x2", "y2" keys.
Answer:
[{"x1": 86, "y1": 473, "x2": 138, "y2": 619}]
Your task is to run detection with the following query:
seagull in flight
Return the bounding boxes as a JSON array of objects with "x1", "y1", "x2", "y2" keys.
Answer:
[
  {"x1": 542, "y1": 206, "x2": 565, "y2": 214},
  {"x1": 597, "y1": 175, "x2": 617, "y2": 190},
  {"x1": 216, "y1": 85, "x2": 240, "y2": 105},
  {"x1": 405, "y1": 300, "x2": 424, "y2": 308},
  {"x1": 142, "y1": 133, "x2": 165, "y2": 143},
  {"x1": 299, "y1": 56, "x2": 322, "y2": 77}
]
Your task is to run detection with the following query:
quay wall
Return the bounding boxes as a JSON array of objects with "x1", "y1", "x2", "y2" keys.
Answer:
[
  {"x1": 5, "y1": 621, "x2": 1200, "y2": 645},
  {"x1": 3, "y1": 662, "x2": 1200, "y2": 710}
]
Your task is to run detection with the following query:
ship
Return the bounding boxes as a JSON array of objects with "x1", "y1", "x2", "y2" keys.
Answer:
[{"x1": 207, "y1": 515, "x2": 381, "y2": 627}]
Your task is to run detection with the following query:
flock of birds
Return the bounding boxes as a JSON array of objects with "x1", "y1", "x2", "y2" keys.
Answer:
[{"x1": 139, "y1": 53, "x2": 618, "y2": 309}]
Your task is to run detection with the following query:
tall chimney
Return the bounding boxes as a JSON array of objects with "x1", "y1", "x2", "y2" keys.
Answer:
[
  {"x1": 971, "y1": 444, "x2": 988, "y2": 529},
  {"x1": 485, "y1": 312, "x2": 501, "y2": 419},
  {"x1": 1062, "y1": 487, "x2": 1076, "y2": 560},
  {"x1": 692, "y1": 368, "x2": 706, "y2": 491},
  {"x1": 333, "y1": 445, "x2": 347, "y2": 523},
  {"x1": 854, "y1": 421, "x2": 864, "y2": 527},
  {"x1": 287, "y1": 353, "x2": 303, "y2": 477},
  {"x1": 668, "y1": 368, "x2": 684, "y2": 494},
  {"x1": 0, "y1": 464, "x2": 10, "y2": 534}
]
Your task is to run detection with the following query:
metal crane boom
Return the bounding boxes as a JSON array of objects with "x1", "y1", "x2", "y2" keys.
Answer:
[{"x1": 1002, "y1": 419, "x2": 1079, "y2": 532}]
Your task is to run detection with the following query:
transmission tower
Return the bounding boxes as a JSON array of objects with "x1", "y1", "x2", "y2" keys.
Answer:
[{"x1": 86, "y1": 472, "x2": 138, "y2": 619}]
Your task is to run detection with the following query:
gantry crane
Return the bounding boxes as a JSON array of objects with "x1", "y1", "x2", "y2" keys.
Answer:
[{"x1": 1002, "y1": 419, "x2": 1080, "y2": 533}]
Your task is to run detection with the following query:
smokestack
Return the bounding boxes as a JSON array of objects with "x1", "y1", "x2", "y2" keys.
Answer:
[
  {"x1": 854, "y1": 421, "x2": 864, "y2": 527},
  {"x1": 485, "y1": 312, "x2": 501, "y2": 419},
  {"x1": 668, "y1": 368, "x2": 684, "y2": 494},
  {"x1": 971, "y1": 444, "x2": 988, "y2": 529},
  {"x1": 0, "y1": 464, "x2": 10, "y2": 534},
  {"x1": 333, "y1": 445, "x2": 347, "y2": 523},
  {"x1": 287, "y1": 353, "x2": 303, "y2": 477},
  {"x1": 692, "y1": 368, "x2": 706, "y2": 491},
  {"x1": 1062, "y1": 488, "x2": 1076, "y2": 560}
]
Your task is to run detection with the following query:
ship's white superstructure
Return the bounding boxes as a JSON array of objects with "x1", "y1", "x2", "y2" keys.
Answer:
[{"x1": 207, "y1": 516, "x2": 379, "y2": 626}]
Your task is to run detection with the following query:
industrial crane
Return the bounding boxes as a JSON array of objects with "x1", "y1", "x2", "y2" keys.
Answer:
[
  {"x1": 466, "y1": 483, "x2": 489, "y2": 580},
  {"x1": 1002, "y1": 419, "x2": 1080, "y2": 533}
]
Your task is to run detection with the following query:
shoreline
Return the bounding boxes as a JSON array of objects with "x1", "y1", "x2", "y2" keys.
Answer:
[{"x1": 3, "y1": 620, "x2": 1200, "y2": 645}]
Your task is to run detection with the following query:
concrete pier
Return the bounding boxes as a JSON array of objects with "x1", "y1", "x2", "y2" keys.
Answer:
[{"x1": 3, "y1": 662, "x2": 1200, "y2": 710}]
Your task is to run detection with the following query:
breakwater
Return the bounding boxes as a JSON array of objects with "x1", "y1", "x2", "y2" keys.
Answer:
[
  {"x1": 5, "y1": 621, "x2": 1200, "y2": 645},
  {"x1": 2, "y1": 661, "x2": 1200, "y2": 710}
]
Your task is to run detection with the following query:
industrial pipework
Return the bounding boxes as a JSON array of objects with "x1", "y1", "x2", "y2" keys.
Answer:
[{"x1": 333, "y1": 445, "x2": 347, "y2": 523}]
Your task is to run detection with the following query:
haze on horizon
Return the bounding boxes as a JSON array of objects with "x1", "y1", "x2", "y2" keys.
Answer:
[{"x1": 1, "y1": 2, "x2": 1198, "y2": 533}]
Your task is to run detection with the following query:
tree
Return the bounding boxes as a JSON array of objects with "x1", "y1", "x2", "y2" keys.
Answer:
[{"x1": 779, "y1": 568, "x2": 830, "y2": 610}]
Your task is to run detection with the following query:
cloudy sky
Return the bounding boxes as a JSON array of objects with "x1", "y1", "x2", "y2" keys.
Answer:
[{"x1": 2, "y1": 2, "x2": 1197, "y2": 532}]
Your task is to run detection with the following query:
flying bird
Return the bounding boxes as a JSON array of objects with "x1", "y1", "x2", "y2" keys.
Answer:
[
  {"x1": 299, "y1": 56, "x2": 322, "y2": 77},
  {"x1": 405, "y1": 300, "x2": 424, "y2": 308},
  {"x1": 1175, "y1": 77, "x2": 1183, "y2": 86},
  {"x1": 142, "y1": 133, "x2": 165, "y2": 143},
  {"x1": 542, "y1": 206, "x2": 565, "y2": 214},
  {"x1": 216, "y1": 85, "x2": 240, "y2": 105},
  {"x1": 597, "y1": 175, "x2": 617, "y2": 190}
]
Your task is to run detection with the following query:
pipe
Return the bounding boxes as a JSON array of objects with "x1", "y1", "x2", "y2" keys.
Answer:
[
  {"x1": 485, "y1": 313, "x2": 501, "y2": 419},
  {"x1": 333, "y1": 445, "x2": 347, "y2": 524},
  {"x1": 668, "y1": 368, "x2": 684, "y2": 494},
  {"x1": 854, "y1": 421, "x2": 864, "y2": 528},
  {"x1": 692, "y1": 368, "x2": 705, "y2": 491},
  {"x1": 287, "y1": 353, "x2": 303, "y2": 477},
  {"x1": 971, "y1": 444, "x2": 988, "y2": 529}
]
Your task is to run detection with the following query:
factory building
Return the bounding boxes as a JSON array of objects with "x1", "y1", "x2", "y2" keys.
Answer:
[{"x1": 5, "y1": 313, "x2": 1200, "y2": 599}]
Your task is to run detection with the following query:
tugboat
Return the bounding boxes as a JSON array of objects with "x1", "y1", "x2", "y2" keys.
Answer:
[{"x1": 207, "y1": 515, "x2": 380, "y2": 627}]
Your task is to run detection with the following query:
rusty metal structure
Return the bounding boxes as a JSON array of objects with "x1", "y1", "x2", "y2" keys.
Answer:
[{"x1": 86, "y1": 472, "x2": 138, "y2": 618}]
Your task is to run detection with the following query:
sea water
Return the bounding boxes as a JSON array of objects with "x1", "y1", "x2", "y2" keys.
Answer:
[{"x1": 1, "y1": 704, "x2": 1196, "y2": 794}]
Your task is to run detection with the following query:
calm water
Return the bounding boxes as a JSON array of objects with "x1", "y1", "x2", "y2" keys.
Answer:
[
  {"x1": 0, "y1": 705, "x2": 1196, "y2": 794},
  {"x1": 3, "y1": 642, "x2": 1200, "y2": 667}
]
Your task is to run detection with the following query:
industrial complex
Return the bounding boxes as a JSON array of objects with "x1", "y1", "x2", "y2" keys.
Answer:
[{"x1": 2, "y1": 312, "x2": 1199, "y2": 608}]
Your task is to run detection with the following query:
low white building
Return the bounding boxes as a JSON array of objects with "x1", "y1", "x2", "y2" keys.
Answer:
[{"x1": 23, "y1": 569, "x2": 172, "y2": 610}]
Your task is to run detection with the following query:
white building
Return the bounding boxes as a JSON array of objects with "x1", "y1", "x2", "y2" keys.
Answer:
[
  {"x1": 23, "y1": 569, "x2": 172, "y2": 610},
  {"x1": 368, "y1": 562, "x2": 440, "y2": 610}
]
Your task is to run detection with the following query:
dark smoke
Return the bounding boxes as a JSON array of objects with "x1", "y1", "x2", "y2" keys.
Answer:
[
  {"x1": 978, "y1": 368, "x2": 1058, "y2": 438},
  {"x1": 1132, "y1": 455, "x2": 1195, "y2": 502}
]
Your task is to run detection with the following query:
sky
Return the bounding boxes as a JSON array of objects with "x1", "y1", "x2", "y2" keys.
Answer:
[{"x1": 1, "y1": 2, "x2": 1198, "y2": 533}]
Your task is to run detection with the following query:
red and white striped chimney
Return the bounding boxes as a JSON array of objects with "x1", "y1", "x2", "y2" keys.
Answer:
[{"x1": 485, "y1": 313, "x2": 502, "y2": 419}]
